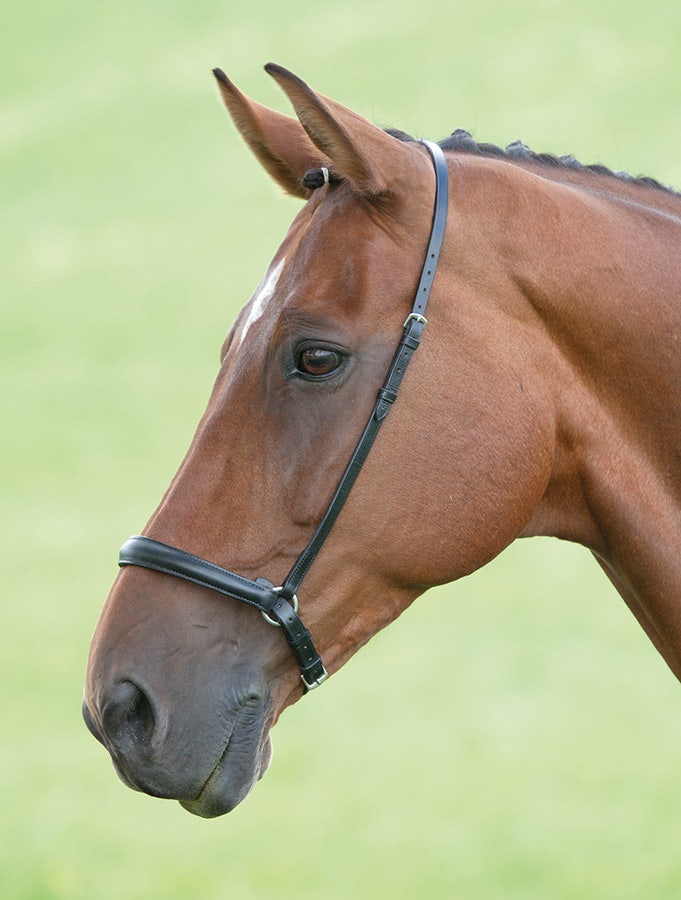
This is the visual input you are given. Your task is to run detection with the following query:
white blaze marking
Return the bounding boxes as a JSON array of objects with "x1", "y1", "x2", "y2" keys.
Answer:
[{"x1": 236, "y1": 258, "x2": 285, "y2": 350}]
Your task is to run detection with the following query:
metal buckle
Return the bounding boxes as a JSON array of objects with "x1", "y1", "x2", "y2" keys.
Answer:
[
  {"x1": 403, "y1": 312, "x2": 427, "y2": 328},
  {"x1": 302, "y1": 667, "x2": 329, "y2": 690},
  {"x1": 261, "y1": 586, "x2": 298, "y2": 627}
]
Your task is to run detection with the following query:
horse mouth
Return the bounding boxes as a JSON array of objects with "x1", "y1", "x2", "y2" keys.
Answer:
[
  {"x1": 84, "y1": 684, "x2": 274, "y2": 817},
  {"x1": 179, "y1": 699, "x2": 274, "y2": 818}
]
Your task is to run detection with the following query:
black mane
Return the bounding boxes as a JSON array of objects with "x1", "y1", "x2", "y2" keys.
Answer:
[{"x1": 387, "y1": 127, "x2": 679, "y2": 198}]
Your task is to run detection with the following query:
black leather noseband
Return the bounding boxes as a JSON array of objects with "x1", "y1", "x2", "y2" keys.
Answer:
[{"x1": 118, "y1": 141, "x2": 449, "y2": 692}]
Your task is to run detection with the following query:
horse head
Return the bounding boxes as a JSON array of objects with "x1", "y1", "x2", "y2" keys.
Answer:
[{"x1": 83, "y1": 65, "x2": 569, "y2": 816}]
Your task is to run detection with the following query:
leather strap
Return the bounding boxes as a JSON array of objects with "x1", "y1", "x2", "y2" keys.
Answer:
[
  {"x1": 278, "y1": 140, "x2": 449, "y2": 601},
  {"x1": 118, "y1": 140, "x2": 449, "y2": 692}
]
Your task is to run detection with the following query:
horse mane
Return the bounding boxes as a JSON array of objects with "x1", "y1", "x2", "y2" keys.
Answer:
[{"x1": 385, "y1": 127, "x2": 680, "y2": 198}]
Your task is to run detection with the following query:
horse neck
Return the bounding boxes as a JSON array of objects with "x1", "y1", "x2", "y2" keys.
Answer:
[
  {"x1": 508, "y1": 166, "x2": 681, "y2": 469},
  {"x1": 482, "y1": 162, "x2": 681, "y2": 674},
  {"x1": 450, "y1": 158, "x2": 681, "y2": 441}
]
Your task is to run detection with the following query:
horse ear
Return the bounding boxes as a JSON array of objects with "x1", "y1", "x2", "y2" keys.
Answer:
[
  {"x1": 264, "y1": 63, "x2": 413, "y2": 197},
  {"x1": 212, "y1": 68, "x2": 327, "y2": 199}
]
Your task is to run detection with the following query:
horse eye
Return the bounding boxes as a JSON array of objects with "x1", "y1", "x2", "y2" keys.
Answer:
[{"x1": 297, "y1": 347, "x2": 344, "y2": 378}]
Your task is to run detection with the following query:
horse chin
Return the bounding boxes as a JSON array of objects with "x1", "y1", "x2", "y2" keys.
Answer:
[{"x1": 180, "y1": 730, "x2": 273, "y2": 818}]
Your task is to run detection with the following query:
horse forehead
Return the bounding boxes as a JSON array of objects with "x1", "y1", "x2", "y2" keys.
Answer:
[
  {"x1": 235, "y1": 193, "x2": 403, "y2": 350},
  {"x1": 286, "y1": 197, "x2": 402, "y2": 301}
]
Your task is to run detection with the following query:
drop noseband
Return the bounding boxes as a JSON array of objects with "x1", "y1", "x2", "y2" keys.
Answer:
[{"x1": 118, "y1": 141, "x2": 449, "y2": 692}]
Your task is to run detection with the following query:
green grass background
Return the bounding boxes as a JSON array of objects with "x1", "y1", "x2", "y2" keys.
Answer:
[{"x1": 3, "y1": 0, "x2": 681, "y2": 897}]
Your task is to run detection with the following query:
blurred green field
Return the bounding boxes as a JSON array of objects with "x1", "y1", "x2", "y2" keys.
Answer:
[{"x1": 3, "y1": 0, "x2": 681, "y2": 897}]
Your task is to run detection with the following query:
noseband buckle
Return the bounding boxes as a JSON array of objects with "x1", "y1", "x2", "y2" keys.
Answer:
[
  {"x1": 301, "y1": 668, "x2": 329, "y2": 691},
  {"x1": 255, "y1": 578, "x2": 329, "y2": 692}
]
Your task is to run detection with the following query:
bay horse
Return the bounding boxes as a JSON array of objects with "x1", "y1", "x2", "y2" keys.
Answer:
[{"x1": 83, "y1": 64, "x2": 681, "y2": 818}]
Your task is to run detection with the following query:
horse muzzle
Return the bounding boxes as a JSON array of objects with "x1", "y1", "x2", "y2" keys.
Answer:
[{"x1": 82, "y1": 675, "x2": 273, "y2": 817}]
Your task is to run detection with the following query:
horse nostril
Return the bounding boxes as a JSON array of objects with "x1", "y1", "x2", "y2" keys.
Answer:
[{"x1": 101, "y1": 681, "x2": 157, "y2": 752}]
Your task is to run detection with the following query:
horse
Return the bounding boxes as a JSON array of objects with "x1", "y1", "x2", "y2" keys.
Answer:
[{"x1": 83, "y1": 63, "x2": 681, "y2": 818}]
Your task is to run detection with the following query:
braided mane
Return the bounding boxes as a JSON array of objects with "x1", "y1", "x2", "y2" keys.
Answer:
[{"x1": 386, "y1": 127, "x2": 679, "y2": 197}]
